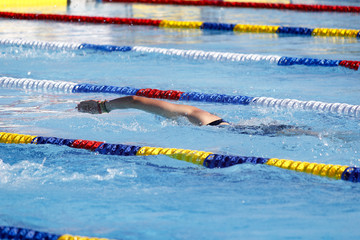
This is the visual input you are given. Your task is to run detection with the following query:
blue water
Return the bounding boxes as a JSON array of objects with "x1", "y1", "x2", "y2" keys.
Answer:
[{"x1": 0, "y1": 0, "x2": 360, "y2": 239}]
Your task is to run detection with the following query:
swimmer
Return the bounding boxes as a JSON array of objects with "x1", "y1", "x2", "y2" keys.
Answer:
[{"x1": 77, "y1": 96, "x2": 318, "y2": 137}]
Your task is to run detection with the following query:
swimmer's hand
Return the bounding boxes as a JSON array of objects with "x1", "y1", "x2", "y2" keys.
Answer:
[{"x1": 77, "y1": 100, "x2": 109, "y2": 114}]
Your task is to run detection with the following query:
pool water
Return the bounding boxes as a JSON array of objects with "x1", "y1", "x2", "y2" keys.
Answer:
[{"x1": 0, "y1": 0, "x2": 360, "y2": 239}]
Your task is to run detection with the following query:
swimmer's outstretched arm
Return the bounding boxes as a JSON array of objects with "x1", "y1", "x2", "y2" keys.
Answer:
[{"x1": 77, "y1": 96, "x2": 224, "y2": 126}]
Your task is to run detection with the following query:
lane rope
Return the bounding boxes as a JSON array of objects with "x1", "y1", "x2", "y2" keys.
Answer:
[
  {"x1": 0, "y1": 226, "x2": 109, "y2": 240},
  {"x1": 0, "y1": 39, "x2": 358, "y2": 71},
  {"x1": 1, "y1": 76, "x2": 360, "y2": 118},
  {"x1": 102, "y1": 0, "x2": 360, "y2": 13},
  {"x1": 0, "y1": 131, "x2": 359, "y2": 182},
  {"x1": 0, "y1": 11, "x2": 359, "y2": 39}
]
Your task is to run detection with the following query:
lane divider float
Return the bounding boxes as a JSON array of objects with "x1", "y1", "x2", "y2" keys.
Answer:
[
  {"x1": 0, "y1": 131, "x2": 359, "y2": 182},
  {"x1": 0, "y1": 11, "x2": 359, "y2": 39},
  {"x1": 102, "y1": 0, "x2": 360, "y2": 13},
  {"x1": 0, "y1": 226, "x2": 109, "y2": 240},
  {"x1": 1, "y1": 76, "x2": 360, "y2": 118},
  {"x1": 0, "y1": 39, "x2": 358, "y2": 71}
]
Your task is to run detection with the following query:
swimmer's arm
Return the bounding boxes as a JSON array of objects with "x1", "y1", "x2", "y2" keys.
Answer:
[{"x1": 78, "y1": 96, "x2": 222, "y2": 126}]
